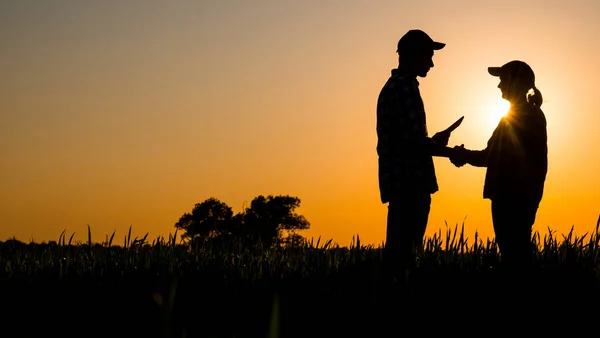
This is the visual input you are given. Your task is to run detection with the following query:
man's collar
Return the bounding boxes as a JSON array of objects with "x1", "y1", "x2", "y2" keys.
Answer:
[{"x1": 391, "y1": 69, "x2": 419, "y2": 85}]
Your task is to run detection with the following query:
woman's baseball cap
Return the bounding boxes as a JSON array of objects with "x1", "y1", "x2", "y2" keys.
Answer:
[{"x1": 488, "y1": 60, "x2": 535, "y2": 85}]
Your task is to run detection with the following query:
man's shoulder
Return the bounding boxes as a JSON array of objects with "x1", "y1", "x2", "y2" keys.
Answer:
[
  {"x1": 388, "y1": 69, "x2": 412, "y2": 82},
  {"x1": 382, "y1": 69, "x2": 414, "y2": 92}
]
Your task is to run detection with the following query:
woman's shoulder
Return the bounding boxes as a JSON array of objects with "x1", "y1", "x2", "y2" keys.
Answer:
[{"x1": 517, "y1": 103, "x2": 546, "y2": 119}]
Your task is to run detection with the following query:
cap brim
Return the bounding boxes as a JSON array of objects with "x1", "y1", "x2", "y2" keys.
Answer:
[
  {"x1": 488, "y1": 67, "x2": 502, "y2": 76},
  {"x1": 432, "y1": 41, "x2": 445, "y2": 50}
]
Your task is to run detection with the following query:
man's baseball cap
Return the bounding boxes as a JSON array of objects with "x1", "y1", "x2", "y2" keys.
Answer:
[
  {"x1": 488, "y1": 60, "x2": 535, "y2": 85},
  {"x1": 396, "y1": 29, "x2": 446, "y2": 54}
]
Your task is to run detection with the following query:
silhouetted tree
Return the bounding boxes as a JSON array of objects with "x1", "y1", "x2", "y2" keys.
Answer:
[
  {"x1": 225, "y1": 212, "x2": 245, "y2": 238},
  {"x1": 174, "y1": 198, "x2": 233, "y2": 241},
  {"x1": 240, "y1": 195, "x2": 310, "y2": 246},
  {"x1": 175, "y1": 195, "x2": 310, "y2": 246}
]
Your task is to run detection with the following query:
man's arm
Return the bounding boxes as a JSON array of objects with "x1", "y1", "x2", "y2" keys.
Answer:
[
  {"x1": 379, "y1": 77, "x2": 459, "y2": 157},
  {"x1": 378, "y1": 79, "x2": 429, "y2": 157},
  {"x1": 431, "y1": 116, "x2": 465, "y2": 157},
  {"x1": 393, "y1": 80, "x2": 439, "y2": 155},
  {"x1": 432, "y1": 145, "x2": 458, "y2": 158}
]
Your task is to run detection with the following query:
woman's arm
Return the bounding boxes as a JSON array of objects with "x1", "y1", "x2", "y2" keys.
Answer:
[
  {"x1": 465, "y1": 149, "x2": 488, "y2": 167},
  {"x1": 448, "y1": 145, "x2": 488, "y2": 167}
]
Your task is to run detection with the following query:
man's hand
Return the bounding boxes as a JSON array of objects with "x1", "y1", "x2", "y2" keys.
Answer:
[
  {"x1": 449, "y1": 144, "x2": 468, "y2": 167},
  {"x1": 432, "y1": 116, "x2": 464, "y2": 148},
  {"x1": 432, "y1": 131, "x2": 451, "y2": 147}
]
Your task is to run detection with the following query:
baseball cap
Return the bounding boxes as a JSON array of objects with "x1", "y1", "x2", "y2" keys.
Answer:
[
  {"x1": 488, "y1": 60, "x2": 535, "y2": 85},
  {"x1": 396, "y1": 29, "x2": 446, "y2": 53}
]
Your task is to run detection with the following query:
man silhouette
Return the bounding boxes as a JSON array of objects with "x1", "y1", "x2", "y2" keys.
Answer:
[{"x1": 376, "y1": 29, "x2": 455, "y2": 280}]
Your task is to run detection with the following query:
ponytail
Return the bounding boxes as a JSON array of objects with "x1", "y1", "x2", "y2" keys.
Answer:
[{"x1": 526, "y1": 86, "x2": 543, "y2": 107}]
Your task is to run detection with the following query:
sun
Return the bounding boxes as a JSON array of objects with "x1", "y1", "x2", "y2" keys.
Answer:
[
  {"x1": 468, "y1": 93, "x2": 513, "y2": 142},
  {"x1": 487, "y1": 97, "x2": 511, "y2": 127}
]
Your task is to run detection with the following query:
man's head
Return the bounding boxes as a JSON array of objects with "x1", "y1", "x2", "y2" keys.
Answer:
[{"x1": 397, "y1": 29, "x2": 445, "y2": 78}]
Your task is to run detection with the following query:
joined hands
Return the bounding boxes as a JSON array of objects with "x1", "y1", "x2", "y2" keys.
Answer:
[
  {"x1": 432, "y1": 116, "x2": 469, "y2": 167},
  {"x1": 449, "y1": 144, "x2": 468, "y2": 167}
]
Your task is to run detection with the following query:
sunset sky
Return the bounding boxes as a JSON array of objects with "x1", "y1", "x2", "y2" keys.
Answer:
[{"x1": 1, "y1": 0, "x2": 599, "y2": 246}]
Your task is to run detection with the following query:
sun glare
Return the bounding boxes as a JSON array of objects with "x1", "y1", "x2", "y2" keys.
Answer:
[
  {"x1": 487, "y1": 98, "x2": 511, "y2": 127},
  {"x1": 471, "y1": 96, "x2": 512, "y2": 141}
]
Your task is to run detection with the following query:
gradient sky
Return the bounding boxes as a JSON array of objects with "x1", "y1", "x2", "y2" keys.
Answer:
[{"x1": 1, "y1": 0, "x2": 599, "y2": 246}]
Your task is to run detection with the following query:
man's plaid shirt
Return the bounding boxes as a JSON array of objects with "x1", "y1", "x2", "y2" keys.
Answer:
[{"x1": 376, "y1": 69, "x2": 439, "y2": 204}]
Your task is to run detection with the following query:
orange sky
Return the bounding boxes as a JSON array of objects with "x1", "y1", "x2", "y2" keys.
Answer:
[{"x1": 1, "y1": 1, "x2": 599, "y2": 246}]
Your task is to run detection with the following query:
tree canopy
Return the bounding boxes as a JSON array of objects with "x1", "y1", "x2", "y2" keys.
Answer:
[
  {"x1": 174, "y1": 194, "x2": 310, "y2": 246},
  {"x1": 174, "y1": 198, "x2": 233, "y2": 241}
]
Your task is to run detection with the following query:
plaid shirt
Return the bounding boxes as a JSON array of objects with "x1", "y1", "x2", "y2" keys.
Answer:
[{"x1": 376, "y1": 69, "x2": 439, "y2": 204}]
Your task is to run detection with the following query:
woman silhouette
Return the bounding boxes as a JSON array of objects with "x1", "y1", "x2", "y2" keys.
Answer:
[{"x1": 451, "y1": 60, "x2": 548, "y2": 272}]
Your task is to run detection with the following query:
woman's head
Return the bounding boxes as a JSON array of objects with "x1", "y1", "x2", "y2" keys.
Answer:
[{"x1": 488, "y1": 60, "x2": 542, "y2": 107}]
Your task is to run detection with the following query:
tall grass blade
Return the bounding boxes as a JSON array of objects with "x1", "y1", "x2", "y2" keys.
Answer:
[{"x1": 108, "y1": 230, "x2": 115, "y2": 247}]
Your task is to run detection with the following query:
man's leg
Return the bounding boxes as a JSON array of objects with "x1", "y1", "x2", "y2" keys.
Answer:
[
  {"x1": 411, "y1": 193, "x2": 432, "y2": 255},
  {"x1": 378, "y1": 192, "x2": 431, "y2": 333},
  {"x1": 383, "y1": 193, "x2": 431, "y2": 279}
]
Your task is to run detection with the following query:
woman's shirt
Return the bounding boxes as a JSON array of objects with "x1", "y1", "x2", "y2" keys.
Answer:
[{"x1": 481, "y1": 103, "x2": 548, "y2": 202}]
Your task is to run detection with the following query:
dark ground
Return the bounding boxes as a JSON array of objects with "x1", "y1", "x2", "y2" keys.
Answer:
[{"x1": 2, "y1": 264, "x2": 598, "y2": 338}]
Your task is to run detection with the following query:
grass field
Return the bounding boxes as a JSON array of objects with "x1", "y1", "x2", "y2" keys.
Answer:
[{"x1": 1, "y1": 218, "x2": 600, "y2": 338}]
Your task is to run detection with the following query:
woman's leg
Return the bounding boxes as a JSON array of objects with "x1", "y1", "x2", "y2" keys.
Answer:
[{"x1": 491, "y1": 198, "x2": 539, "y2": 271}]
